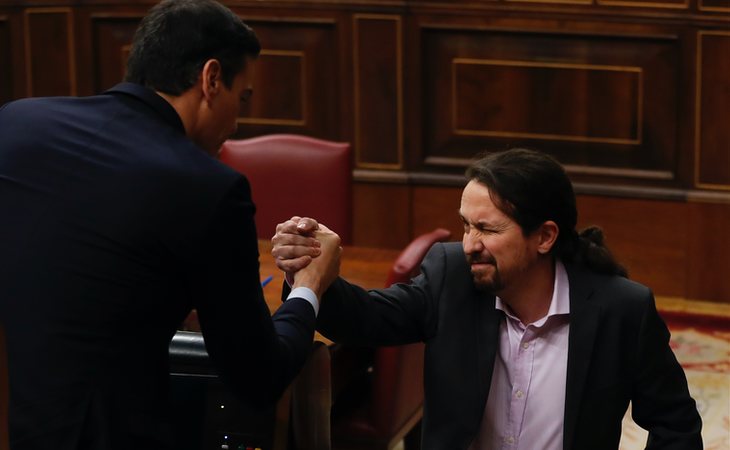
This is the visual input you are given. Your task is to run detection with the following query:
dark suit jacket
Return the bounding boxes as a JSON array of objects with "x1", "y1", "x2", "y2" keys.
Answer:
[
  {"x1": 0, "y1": 83, "x2": 316, "y2": 450},
  {"x1": 317, "y1": 242, "x2": 702, "y2": 450}
]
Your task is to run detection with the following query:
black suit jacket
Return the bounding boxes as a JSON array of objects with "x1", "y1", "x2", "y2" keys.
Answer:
[
  {"x1": 317, "y1": 242, "x2": 702, "y2": 450},
  {"x1": 0, "y1": 83, "x2": 315, "y2": 450}
]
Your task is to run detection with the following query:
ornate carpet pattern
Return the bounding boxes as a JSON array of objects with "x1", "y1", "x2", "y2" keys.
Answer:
[{"x1": 620, "y1": 299, "x2": 730, "y2": 450}]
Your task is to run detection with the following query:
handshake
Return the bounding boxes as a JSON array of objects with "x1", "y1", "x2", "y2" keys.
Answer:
[{"x1": 271, "y1": 216, "x2": 342, "y2": 300}]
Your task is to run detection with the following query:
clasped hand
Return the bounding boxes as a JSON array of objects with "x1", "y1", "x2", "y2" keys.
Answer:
[{"x1": 271, "y1": 216, "x2": 342, "y2": 299}]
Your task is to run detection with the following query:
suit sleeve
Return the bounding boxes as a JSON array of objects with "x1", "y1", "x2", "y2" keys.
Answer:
[
  {"x1": 188, "y1": 177, "x2": 315, "y2": 408},
  {"x1": 311, "y1": 243, "x2": 447, "y2": 346},
  {"x1": 630, "y1": 292, "x2": 703, "y2": 449}
]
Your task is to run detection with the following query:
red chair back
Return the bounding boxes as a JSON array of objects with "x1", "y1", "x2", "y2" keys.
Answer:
[{"x1": 219, "y1": 134, "x2": 352, "y2": 244}]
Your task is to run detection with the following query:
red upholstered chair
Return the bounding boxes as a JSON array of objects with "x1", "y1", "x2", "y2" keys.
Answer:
[
  {"x1": 219, "y1": 134, "x2": 352, "y2": 244},
  {"x1": 330, "y1": 228, "x2": 452, "y2": 450}
]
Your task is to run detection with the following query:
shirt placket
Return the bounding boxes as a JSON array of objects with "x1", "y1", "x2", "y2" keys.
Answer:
[{"x1": 504, "y1": 322, "x2": 535, "y2": 449}]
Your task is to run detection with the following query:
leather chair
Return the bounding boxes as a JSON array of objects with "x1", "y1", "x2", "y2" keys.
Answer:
[
  {"x1": 330, "y1": 228, "x2": 452, "y2": 450},
  {"x1": 219, "y1": 134, "x2": 352, "y2": 244}
]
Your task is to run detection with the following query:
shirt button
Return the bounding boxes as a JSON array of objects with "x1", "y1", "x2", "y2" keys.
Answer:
[
  {"x1": 505, "y1": 436, "x2": 515, "y2": 445},
  {"x1": 515, "y1": 390, "x2": 524, "y2": 399},
  {"x1": 522, "y1": 342, "x2": 529, "y2": 349}
]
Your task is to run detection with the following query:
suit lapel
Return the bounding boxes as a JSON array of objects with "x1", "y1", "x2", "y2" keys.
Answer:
[
  {"x1": 563, "y1": 266, "x2": 602, "y2": 450},
  {"x1": 475, "y1": 289, "x2": 502, "y2": 409}
]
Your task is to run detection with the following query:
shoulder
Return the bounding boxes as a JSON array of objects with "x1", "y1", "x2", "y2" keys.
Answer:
[{"x1": 567, "y1": 263, "x2": 654, "y2": 315}]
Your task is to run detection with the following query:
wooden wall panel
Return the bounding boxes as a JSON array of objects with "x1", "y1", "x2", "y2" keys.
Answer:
[
  {"x1": 24, "y1": 8, "x2": 75, "y2": 97},
  {"x1": 687, "y1": 201, "x2": 730, "y2": 302},
  {"x1": 236, "y1": 17, "x2": 341, "y2": 140},
  {"x1": 421, "y1": 25, "x2": 680, "y2": 185},
  {"x1": 411, "y1": 186, "x2": 463, "y2": 240},
  {"x1": 91, "y1": 16, "x2": 141, "y2": 93},
  {"x1": 576, "y1": 196, "x2": 689, "y2": 297},
  {"x1": 0, "y1": 16, "x2": 11, "y2": 105},
  {"x1": 353, "y1": 14, "x2": 403, "y2": 169},
  {"x1": 695, "y1": 31, "x2": 730, "y2": 190},
  {"x1": 353, "y1": 182, "x2": 411, "y2": 248},
  {"x1": 699, "y1": 0, "x2": 730, "y2": 11}
]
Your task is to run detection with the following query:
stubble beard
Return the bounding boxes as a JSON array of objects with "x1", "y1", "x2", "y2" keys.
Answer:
[{"x1": 467, "y1": 254, "x2": 502, "y2": 293}]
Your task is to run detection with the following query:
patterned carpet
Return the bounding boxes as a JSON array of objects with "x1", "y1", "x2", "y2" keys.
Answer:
[{"x1": 620, "y1": 298, "x2": 730, "y2": 450}]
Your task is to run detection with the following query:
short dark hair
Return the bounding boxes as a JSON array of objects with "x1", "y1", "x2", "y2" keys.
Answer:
[
  {"x1": 125, "y1": 0, "x2": 261, "y2": 95},
  {"x1": 466, "y1": 148, "x2": 627, "y2": 277}
]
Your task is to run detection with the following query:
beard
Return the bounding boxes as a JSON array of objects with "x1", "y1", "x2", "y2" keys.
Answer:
[{"x1": 466, "y1": 252, "x2": 502, "y2": 292}]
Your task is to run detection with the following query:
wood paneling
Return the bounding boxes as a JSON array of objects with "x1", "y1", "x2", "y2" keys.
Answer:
[
  {"x1": 353, "y1": 14, "x2": 403, "y2": 169},
  {"x1": 353, "y1": 182, "x2": 411, "y2": 249},
  {"x1": 576, "y1": 196, "x2": 689, "y2": 297},
  {"x1": 236, "y1": 17, "x2": 340, "y2": 140},
  {"x1": 452, "y1": 59, "x2": 641, "y2": 144},
  {"x1": 698, "y1": 0, "x2": 730, "y2": 11},
  {"x1": 24, "y1": 8, "x2": 75, "y2": 97},
  {"x1": 421, "y1": 25, "x2": 680, "y2": 185},
  {"x1": 91, "y1": 16, "x2": 140, "y2": 93},
  {"x1": 688, "y1": 201, "x2": 730, "y2": 302},
  {"x1": 695, "y1": 31, "x2": 730, "y2": 190},
  {"x1": 0, "y1": 16, "x2": 11, "y2": 105},
  {"x1": 411, "y1": 186, "x2": 463, "y2": 240}
]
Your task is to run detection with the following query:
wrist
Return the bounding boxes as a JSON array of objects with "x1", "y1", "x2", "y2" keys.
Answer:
[{"x1": 292, "y1": 272, "x2": 322, "y2": 298}]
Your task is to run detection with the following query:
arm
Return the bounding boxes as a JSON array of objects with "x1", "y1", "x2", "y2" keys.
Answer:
[
  {"x1": 631, "y1": 293, "x2": 703, "y2": 449},
  {"x1": 188, "y1": 177, "x2": 317, "y2": 408},
  {"x1": 283, "y1": 243, "x2": 447, "y2": 347}
]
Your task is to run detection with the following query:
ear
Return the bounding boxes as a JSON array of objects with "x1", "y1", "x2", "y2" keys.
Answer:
[
  {"x1": 200, "y1": 59, "x2": 223, "y2": 102},
  {"x1": 536, "y1": 220, "x2": 559, "y2": 255}
]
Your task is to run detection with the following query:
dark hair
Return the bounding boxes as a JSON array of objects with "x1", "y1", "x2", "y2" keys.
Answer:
[
  {"x1": 466, "y1": 148, "x2": 627, "y2": 277},
  {"x1": 125, "y1": 0, "x2": 261, "y2": 95}
]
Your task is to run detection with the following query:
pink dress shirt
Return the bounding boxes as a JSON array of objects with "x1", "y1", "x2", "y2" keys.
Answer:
[{"x1": 469, "y1": 260, "x2": 571, "y2": 450}]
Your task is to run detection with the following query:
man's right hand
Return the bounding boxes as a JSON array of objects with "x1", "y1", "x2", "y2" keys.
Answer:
[
  {"x1": 272, "y1": 216, "x2": 321, "y2": 274},
  {"x1": 291, "y1": 225, "x2": 342, "y2": 299}
]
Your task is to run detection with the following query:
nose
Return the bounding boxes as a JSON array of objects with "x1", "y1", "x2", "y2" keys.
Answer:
[{"x1": 462, "y1": 228, "x2": 482, "y2": 255}]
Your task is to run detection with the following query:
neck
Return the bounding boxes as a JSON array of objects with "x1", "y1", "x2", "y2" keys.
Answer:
[
  {"x1": 156, "y1": 90, "x2": 198, "y2": 138},
  {"x1": 498, "y1": 257, "x2": 556, "y2": 324}
]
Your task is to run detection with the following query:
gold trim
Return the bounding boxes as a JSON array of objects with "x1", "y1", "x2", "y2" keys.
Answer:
[
  {"x1": 694, "y1": 31, "x2": 730, "y2": 191},
  {"x1": 23, "y1": 7, "x2": 77, "y2": 97},
  {"x1": 353, "y1": 14, "x2": 403, "y2": 170},
  {"x1": 697, "y1": 3, "x2": 730, "y2": 10},
  {"x1": 507, "y1": 0, "x2": 590, "y2": 5},
  {"x1": 596, "y1": 0, "x2": 689, "y2": 8},
  {"x1": 237, "y1": 49, "x2": 306, "y2": 127},
  {"x1": 451, "y1": 58, "x2": 643, "y2": 145}
]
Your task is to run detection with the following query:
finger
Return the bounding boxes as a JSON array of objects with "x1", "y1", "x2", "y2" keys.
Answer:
[
  {"x1": 271, "y1": 243, "x2": 322, "y2": 260},
  {"x1": 275, "y1": 219, "x2": 301, "y2": 234},
  {"x1": 271, "y1": 233, "x2": 321, "y2": 250},
  {"x1": 275, "y1": 255, "x2": 312, "y2": 273},
  {"x1": 296, "y1": 217, "x2": 320, "y2": 235}
]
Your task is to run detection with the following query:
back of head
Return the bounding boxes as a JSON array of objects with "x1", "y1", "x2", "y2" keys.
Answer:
[
  {"x1": 466, "y1": 148, "x2": 627, "y2": 277},
  {"x1": 125, "y1": 0, "x2": 260, "y2": 95}
]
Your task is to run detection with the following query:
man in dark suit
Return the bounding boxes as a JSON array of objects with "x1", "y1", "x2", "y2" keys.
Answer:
[
  {"x1": 0, "y1": 1, "x2": 338, "y2": 449},
  {"x1": 274, "y1": 149, "x2": 702, "y2": 449}
]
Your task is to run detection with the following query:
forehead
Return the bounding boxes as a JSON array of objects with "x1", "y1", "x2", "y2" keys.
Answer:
[{"x1": 460, "y1": 180, "x2": 511, "y2": 222}]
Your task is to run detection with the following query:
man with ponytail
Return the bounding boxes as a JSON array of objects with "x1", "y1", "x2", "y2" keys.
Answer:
[{"x1": 273, "y1": 148, "x2": 702, "y2": 450}]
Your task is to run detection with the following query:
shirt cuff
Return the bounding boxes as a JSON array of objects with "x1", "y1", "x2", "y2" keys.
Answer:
[{"x1": 286, "y1": 286, "x2": 320, "y2": 316}]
